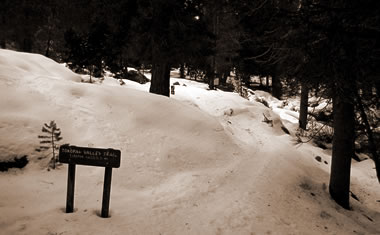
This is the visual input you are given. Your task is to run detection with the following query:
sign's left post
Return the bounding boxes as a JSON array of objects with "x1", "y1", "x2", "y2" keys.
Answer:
[{"x1": 66, "y1": 163, "x2": 76, "y2": 213}]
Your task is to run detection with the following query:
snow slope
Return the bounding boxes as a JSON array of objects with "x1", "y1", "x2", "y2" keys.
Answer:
[{"x1": 0, "y1": 49, "x2": 379, "y2": 235}]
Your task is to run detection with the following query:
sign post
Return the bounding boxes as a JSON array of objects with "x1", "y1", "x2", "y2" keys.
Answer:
[
  {"x1": 59, "y1": 145, "x2": 121, "y2": 218},
  {"x1": 66, "y1": 163, "x2": 76, "y2": 213},
  {"x1": 101, "y1": 167, "x2": 112, "y2": 217}
]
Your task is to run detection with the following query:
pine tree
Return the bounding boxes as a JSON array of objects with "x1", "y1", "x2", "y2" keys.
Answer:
[
  {"x1": 283, "y1": 0, "x2": 380, "y2": 208},
  {"x1": 134, "y1": 0, "x2": 212, "y2": 97},
  {"x1": 37, "y1": 121, "x2": 63, "y2": 169}
]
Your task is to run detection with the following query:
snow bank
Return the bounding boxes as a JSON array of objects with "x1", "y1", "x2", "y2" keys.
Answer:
[
  {"x1": 0, "y1": 49, "x2": 81, "y2": 83},
  {"x1": 0, "y1": 49, "x2": 80, "y2": 162}
]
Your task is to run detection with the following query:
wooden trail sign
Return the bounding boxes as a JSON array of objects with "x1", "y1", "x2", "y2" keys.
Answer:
[
  {"x1": 59, "y1": 145, "x2": 120, "y2": 167},
  {"x1": 59, "y1": 145, "x2": 121, "y2": 218}
]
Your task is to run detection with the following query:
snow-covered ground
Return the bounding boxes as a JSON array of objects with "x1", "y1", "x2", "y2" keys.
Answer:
[{"x1": 0, "y1": 49, "x2": 379, "y2": 235}]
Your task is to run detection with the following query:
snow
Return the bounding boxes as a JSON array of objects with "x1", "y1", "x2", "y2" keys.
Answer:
[{"x1": 0, "y1": 49, "x2": 379, "y2": 235}]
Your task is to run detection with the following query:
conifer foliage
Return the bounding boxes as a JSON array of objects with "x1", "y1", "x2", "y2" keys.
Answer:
[{"x1": 36, "y1": 120, "x2": 63, "y2": 169}]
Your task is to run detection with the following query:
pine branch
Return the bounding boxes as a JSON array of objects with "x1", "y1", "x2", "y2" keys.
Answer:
[
  {"x1": 38, "y1": 135, "x2": 51, "y2": 139},
  {"x1": 42, "y1": 126, "x2": 52, "y2": 133},
  {"x1": 40, "y1": 140, "x2": 52, "y2": 144},
  {"x1": 44, "y1": 123, "x2": 52, "y2": 129}
]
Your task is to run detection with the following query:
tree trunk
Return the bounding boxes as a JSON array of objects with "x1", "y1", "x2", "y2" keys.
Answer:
[
  {"x1": 0, "y1": 38, "x2": 5, "y2": 48},
  {"x1": 329, "y1": 92, "x2": 355, "y2": 209},
  {"x1": 223, "y1": 71, "x2": 229, "y2": 84},
  {"x1": 0, "y1": 12, "x2": 5, "y2": 49},
  {"x1": 208, "y1": 11, "x2": 218, "y2": 90},
  {"x1": 150, "y1": 61, "x2": 170, "y2": 97},
  {"x1": 207, "y1": 69, "x2": 215, "y2": 90},
  {"x1": 271, "y1": 74, "x2": 282, "y2": 99},
  {"x1": 45, "y1": 28, "x2": 52, "y2": 57},
  {"x1": 150, "y1": 34, "x2": 170, "y2": 96},
  {"x1": 299, "y1": 82, "x2": 309, "y2": 130},
  {"x1": 149, "y1": 1, "x2": 171, "y2": 96},
  {"x1": 180, "y1": 64, "x2": 185, "y2": 78},
  {"x1": 22, "y1": 36, "x2": 33, "y2": 52},
  {"x1": 219, "y1": 68, "x2": 229, "y2": 85},
  {"x1": 208, "y1": 58, "x2": 215, "y2": 90},
  {"x1": 242, "y1": 73, "x2": 250, "y2": 88},
  {"x1": 51, "y1": 130, "x2": 56, "y2": 169},
  {"x1": 94, "y1": 58, "x2": 103, "y2": 77},
  {"x1": 356, "y1": 91, "x2": 380, "y2": 183},
  {"x1": 45, "y1": 39, "x2": 51, "y2": 57},
  {"x1": 89, "y1": 65, "x2": 93, "y2": 83}
]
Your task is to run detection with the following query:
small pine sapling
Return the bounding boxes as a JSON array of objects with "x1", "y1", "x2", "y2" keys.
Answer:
[{"x1": 36, "y1": 121, "x2": 63, "y2": 169}]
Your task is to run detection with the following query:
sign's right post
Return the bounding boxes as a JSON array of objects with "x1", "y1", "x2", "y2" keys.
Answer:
[{"x1": 101, "y1": 167, "x2": 113, "y2": 218}]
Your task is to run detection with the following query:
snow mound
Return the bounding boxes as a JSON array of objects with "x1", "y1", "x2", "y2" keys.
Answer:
[
  {"x1": 0, "y1": 49, "x2": 238, "y2": 173},
  {"x1": 0, "y1": 49, "x2": 81, "y2": 83},
  {"x1": 0, "y1": 50, "x2": 81, "y2": 161}
]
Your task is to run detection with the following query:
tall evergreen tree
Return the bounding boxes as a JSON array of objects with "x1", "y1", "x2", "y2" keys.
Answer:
[
  {"x1": 238, "y1": 0, "x2": 379, "y2": 209},
  {"x1": 0, "y1": 1, "x2": 47, "y2": 52},
  {"x1": 286, "y1": 0, "x2": 380, "y2": 208},
  {"x1": 236, "y1": 0, "x2": 289, "y2": 99},
  {"x1": 134, "y1": 0, "x2": 211, "y2": 97}
]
